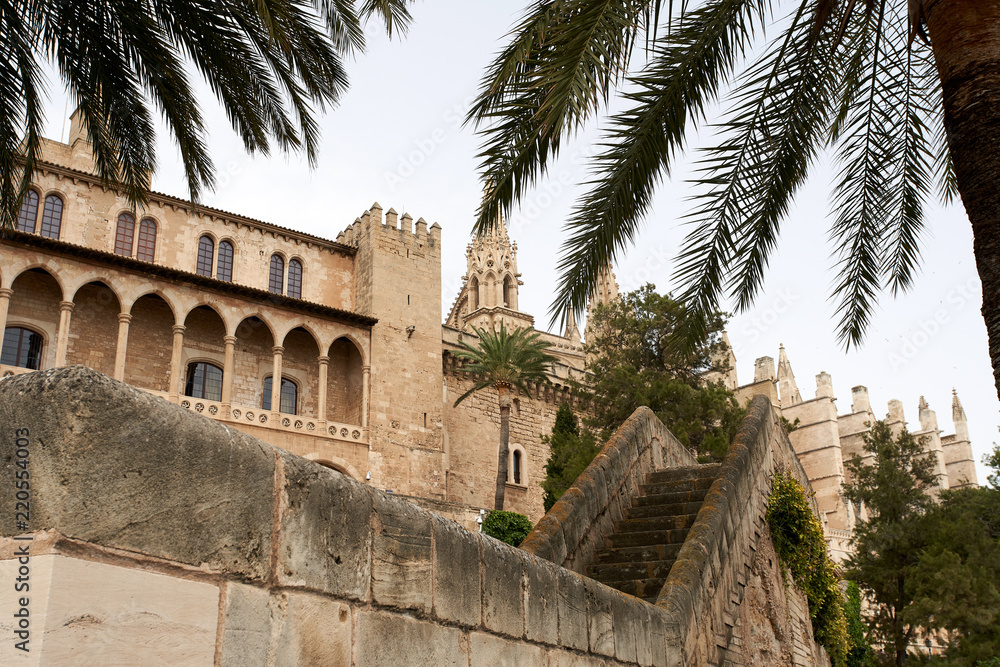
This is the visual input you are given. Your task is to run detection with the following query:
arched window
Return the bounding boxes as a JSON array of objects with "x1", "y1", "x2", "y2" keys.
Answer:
[
  {"x1": 262, "y1": 376, "x2": 297, "y2": 414},
  {"x1": 1, "y1": 327, "x2": 43, "y2": 370},
  {"x1": 114, "y1": 213, "x2": 136, "y2": 256},
  {"x1": 39, "y1": 194, "x2": 63, "y2": 239},
  {"x1": 503, "y1": 275, "x2": 515, "y2": 308},
  {"x1": 136, "y1": 218, "x2": 157, "y2": 262},
  {"x1": 268, "y1": 255, "x2": 285, "y2": 294},
  {"x1": 16, "y1": 191, "x2": 39, "y2": 233},
  {"x1": 216, "y1": 240, "x2": 234, "y2": 282},
  {"x1": 184, "y1": 361, "x2": 223, "y2": 401},
  {"x1": 196, "y1": 236, "x2": 214, "y2": 276},
  {"x1": 469, "y1": 276, "x2": 479, "y2": 310},
  {"x1": 287, "y1": 259, "x2": 303, "y2": 299},
  {"x1": 512, "y1": 449, "x2": 523, "y2": 485}
]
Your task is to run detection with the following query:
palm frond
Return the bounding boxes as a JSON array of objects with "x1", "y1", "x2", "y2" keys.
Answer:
[
  {"x1": 452, "y1": 323, "x2": 557, "y2": 406},
  {"x1": 548, "y1": 0, "x2": 771, "y2": 327}
]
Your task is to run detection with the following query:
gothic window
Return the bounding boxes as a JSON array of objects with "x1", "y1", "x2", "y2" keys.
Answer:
[
  {"x1": 184, "y1": 361, "x2": 223, "y2": 401},
  {"x1": 196, "y1": 236, "x2": 215, "y2": 276},
  {"x1": 39, "y1": 194, "x2": 63, "y2": 239},
  {"x1": 262, "y1": 376, "x2": 297, "y2": 414},
  {"x1": 287, "y1": 259, "x2": 303, "y2": 299},
  {"x1": 511, "y1": 449, "x2": 523, "y2": 485},
  {"x1": 1, "y1": 327, "x2": 43, "y2": 370},
  {"x1": 136, "y1": 219, "x2": 157, "y2": 262},
  {"x1": 114, "y1": 213, "x2": 136, "y2": 256},
  {"x1": 268, "y1": 254, "x2": 284, "y2": 294},
  {"x1": 216, "y1": 240, "x2": 234, "y2": 282},
  {"x1": 469, "y1": 276, "x2": 479, "y2": 310},
  {"x1": 503, "y1": 275, "x2": 515, "y2": 308},
  {"x1": 15, "y1": 190, "x2": 39, "y2": 233}
]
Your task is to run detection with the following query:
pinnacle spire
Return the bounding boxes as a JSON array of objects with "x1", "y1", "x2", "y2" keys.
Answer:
[{"x1": 776, "y1": 344, "x2": 801, "y2": 406}]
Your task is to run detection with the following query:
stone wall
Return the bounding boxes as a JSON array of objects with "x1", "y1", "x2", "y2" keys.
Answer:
[{"x1": 1, "y1": 367, "x2": 670, "y2": 665}]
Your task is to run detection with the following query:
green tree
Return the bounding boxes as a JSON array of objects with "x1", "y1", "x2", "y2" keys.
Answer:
[
  {"x1": 481, "y1": 510, "x2": 533, "y2": 547},
  {"x1": 843, "y1": 421, "x2": 937, "y2": 667},
  {"x1": 466, "y1": 0, "x2": 1000, "y2": 400},
  {"x1": 2, "y1": 0, "x2": 413, "y2": 228},
  {"x1": 452, "y1": 323, "x2": 557, "y2": 510},
  {"x1": 904, "y1": 449, "x2": 1000, "y2": 665},
  {"x1": 540, "y1": 403, "x2": 601, "y2": 511},
  {"x1": 584, "y1": 285, "x2": 744, "y2": 460}
]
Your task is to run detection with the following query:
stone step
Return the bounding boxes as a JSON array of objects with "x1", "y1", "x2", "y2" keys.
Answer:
[
  {"x1": 640, "y1": 476, "x2": 716, "y2": 496},
  {"x1": 608, "y1": 527, "x2": 690, "y2": 549},
  {"x1": 632, "y1": 488, "x2": 709, "y2": 508},
  {"x1": 626, "y1": 500, "x2": 705, "y2": 519},
  {"x1": 593, "y1": 543, "x2": 684, "y2": 565},
  {"x1": 599, "y1": 577, "x2": 667, "y2": 600},
  {"x1": 591, "y1": 558, "x2": 677, "y2": 583},
  {"x1": 645, "y1": 464, "x2": 722, "y2": 485},
  {"x1": 614, "y1": 513, "x2": 700, "y2": 534}
]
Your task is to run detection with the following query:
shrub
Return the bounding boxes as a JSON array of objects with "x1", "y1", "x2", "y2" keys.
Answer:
[{"x1": 482, "y1": 510, "x2": 533, "y2": 547}]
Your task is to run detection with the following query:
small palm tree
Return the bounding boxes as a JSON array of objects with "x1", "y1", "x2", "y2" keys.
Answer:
[{"x1": 452, "y1": 323, "x2": 557, "y2": 510}]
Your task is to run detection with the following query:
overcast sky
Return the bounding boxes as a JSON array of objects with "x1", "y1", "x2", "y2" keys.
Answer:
[{"x1": 38, "y1": 0, "x2": 998, "y2": 482}]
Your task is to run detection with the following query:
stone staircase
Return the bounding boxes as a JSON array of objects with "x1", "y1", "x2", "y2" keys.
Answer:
[{"x1": 588, "y1": 463, "x2": 721, "y2": 603}]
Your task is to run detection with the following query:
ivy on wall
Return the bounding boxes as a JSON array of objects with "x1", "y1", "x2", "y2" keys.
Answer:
[{"x1": 766, "y1": 471, "x2": 850, "y2": 664}]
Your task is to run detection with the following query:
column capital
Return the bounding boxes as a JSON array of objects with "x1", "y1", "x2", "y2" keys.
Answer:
[
  {"x1": 172, "y1": 324, "x2": 186, "y2": 335},
  {"x1": 317, "y1": 355, "x2": 330, "y2": 365},
  {"x1": 0, "y1": 287, "x2": 13, "y2": 299},
  {"x1": 59, "y1": 300, "x2": 75, "y2": 312},
  {"x1": 362, "y1": 365, "x2": 371, "y2": 373},
  {"x1": 224, "y1": 335, "x2": 238, "y2": 345},
  {"x1": 118, "y1": 312, "x2": 133, "y2": 324},
  {"x1": 272, "y1": 346, "x2": 285, "y2": 355}
]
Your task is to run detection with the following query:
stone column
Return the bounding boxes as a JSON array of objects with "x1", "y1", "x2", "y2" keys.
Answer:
[
  {"x1": 317, "y1": 355, "x2": 329, "y2": 422},
  {"x1": 270, "y1": 346, "x2": 284, "y2": 415},
  {"x1": 113, "y1": 313, "x2": 132, "y2": 381},
  {"x1": 0, "y1": 287, "x2": 13, "y2": 334},
  {"x1": 168, "y1": 324, "x2": 186, "y2": 401},
  {"x1": 54, "y1": 301, "x2": 75, "y2": 367},
  {"x1": 361, "y1": 364, "x2": 371, "y2": 428},
  {"x1": 221, "y1": 335, "x2": 237, "y2": 406}
]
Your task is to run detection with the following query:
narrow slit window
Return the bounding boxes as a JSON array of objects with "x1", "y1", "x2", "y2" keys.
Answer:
[
  {"x1": 114, "y1": 213, "x2": 136, "y2": 256},
  {"x1": 16, "y1": 191, "x2": 38, "y2": 233},
  {"x1": 196, "y1": 236, "x2": 215, "y2": 276},
  {"x1": 512, "y1": 450, "x2": 522, "y2": 485}
]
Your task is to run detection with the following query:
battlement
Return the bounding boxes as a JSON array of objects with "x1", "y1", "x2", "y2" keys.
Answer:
[{"x1": 337, "y1": 202, "x2": 441, "y2": 252}]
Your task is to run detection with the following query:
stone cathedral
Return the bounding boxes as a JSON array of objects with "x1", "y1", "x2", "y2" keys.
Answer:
[{"x1": 0, "y1": 112, "x2": 977, "y2": 550}]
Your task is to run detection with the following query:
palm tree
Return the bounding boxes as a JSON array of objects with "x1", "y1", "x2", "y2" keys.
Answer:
[
  {"x1": 466, "y1": 0, "x2": 1000, "y2": 399},
  {"x1": 1, "y1": 0, "x2": 413, "y2": 230},
  {"x1": 452, "y1": 323, "x2": 557, "y2": 510}
]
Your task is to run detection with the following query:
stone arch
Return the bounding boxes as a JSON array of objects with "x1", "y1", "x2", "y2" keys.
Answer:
[
  {"x1": 302, "y1": 454, "x2": 362, "y2": 481},
  {"x1": 181, "y1": 305, "x2": 228, "y2": 398},
  {"x1": 180, "y1": 300, "x2": 231, "y2": 332},
  {"x1": 7, "y1": 268, "x2": 64, "y2": 369},
  {"x1": 11, "y1": 263, "x2": 67, "y2": 299},
  {"x1": 67, "y1": 281, "x2": 121, "y2": 376},
  {"x1": 70, "y1": 277, "x2": 123, "y2": 306},
  {"x1": 123, "y1": 287, "x2": 181, "y2": 319},
  {"x1": 233, "y1": 315, "x2": 276, "y2": 409},
  {"x1": 327, "y1": 336, "x2": 364, "y2": 425},
  {"x1": 280, "y1": 327, "x2": 321, "y2": 416},
  {"x1": 125, "y1": 293, "x2": 176, "y2": 393}
]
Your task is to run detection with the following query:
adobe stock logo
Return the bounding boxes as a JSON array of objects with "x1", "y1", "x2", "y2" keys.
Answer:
[{"x1": 887, "y1": 277, "x2": 979, "y2": 371}]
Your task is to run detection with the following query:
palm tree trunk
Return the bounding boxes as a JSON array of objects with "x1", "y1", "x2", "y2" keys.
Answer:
[
  {"x1": 495, "y1": 385, "x2": 511, "y2": 510},
  {"x1": 925, "y1": 0, "x2": 1000, "y2": 399}
]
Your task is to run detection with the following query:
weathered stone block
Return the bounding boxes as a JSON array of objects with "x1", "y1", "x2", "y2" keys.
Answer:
[
  {"x1": 277, "y1": 450, "x2": 372, "y2": 600},
  {"x1": 546, "y1": 651, "x2": 609, "y2": 667},
  {"x1": 219, "y1": 582, "x2": 272, "y2": 666},
  {"x1": 523, "y1": 554, "x2": 559, "y2": 645},
  {"x1": 431, "y1": 514, "x2": 481, "y2": 626},
  {"x1": 480, "y1": 533, "x2": 524, "y2": 638},
  {"x1": 273, "y1": 592, "x2": 352, "y2": 667},
  {"x1": 469, "y1": 632, "x2": 546, "y2": 667},
  {"x1": 0, "y1": 367, "x2": 274, "y2": 580},
  {"x1": 556, "y1": 566, "x2": 588, "y2": 651},
  {"x1": 371, "y1": 491, "x2": 432, "y2": 611},
  {"x1": 355, "y1": 611, "x2": 467, "y2": 666},
  {"x1": 611, "y1": 591, "x2": 638, "y2": 664},
  {"x1": 585, "y1": 577, "x2": 614, "y2": 657},
  {"x1": 0, "y1": 554, "x2": 218, "y2": 665}
]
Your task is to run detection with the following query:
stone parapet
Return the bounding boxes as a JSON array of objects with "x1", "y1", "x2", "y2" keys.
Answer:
[
  {"x1": 521, "y1": 406, "x2": 699, "y2": 574},
  {"x1": 0, "y1": 367, "x2": 668, "y2": 665}
]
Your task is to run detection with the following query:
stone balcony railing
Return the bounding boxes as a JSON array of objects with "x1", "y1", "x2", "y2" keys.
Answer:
[{"x1": 0, "y1": 365, "x2": 368, "y2": 446}]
